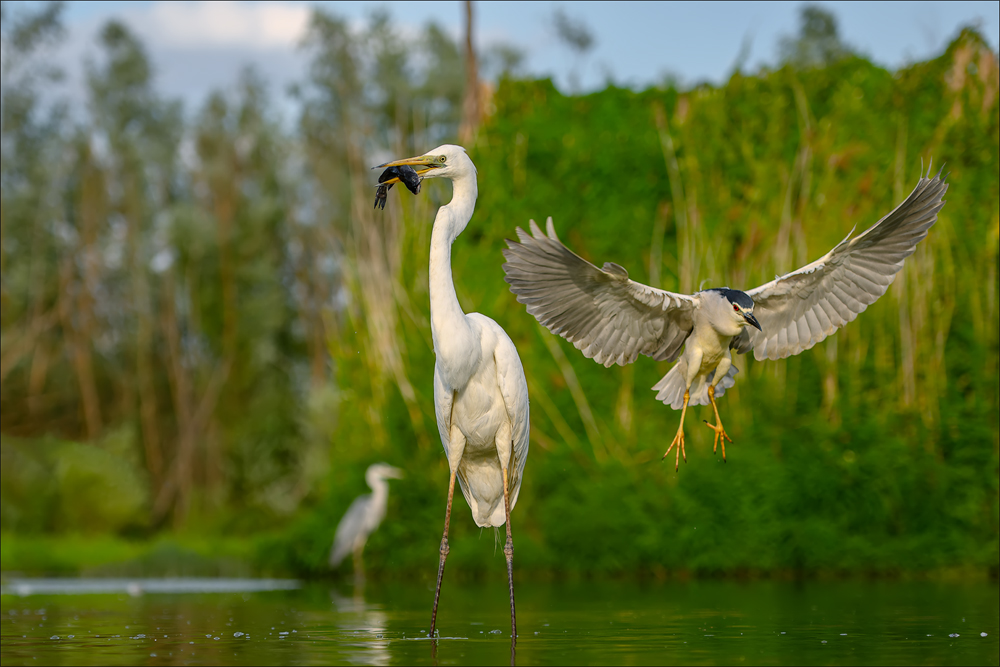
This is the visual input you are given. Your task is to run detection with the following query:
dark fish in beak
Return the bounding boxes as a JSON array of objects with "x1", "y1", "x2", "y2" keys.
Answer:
[
  {"x1": 380, "y1": 165, "x2": 422, "y2": 194},
  {"x1": 374, "y1": 165, "x2": 423, "y2": 210}
]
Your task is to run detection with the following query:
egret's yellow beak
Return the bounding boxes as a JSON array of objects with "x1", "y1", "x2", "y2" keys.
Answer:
[{"x1": 373, "y1": 154, "x2": 446, "y2": 184}]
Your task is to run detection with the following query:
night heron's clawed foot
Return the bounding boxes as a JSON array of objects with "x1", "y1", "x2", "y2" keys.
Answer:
[
  {"x1": 702, "y1": 419, "x2": 733, "y2": 461},
  {"x1": 662, "y1": 428, "x2": 687, "y2": 471}
]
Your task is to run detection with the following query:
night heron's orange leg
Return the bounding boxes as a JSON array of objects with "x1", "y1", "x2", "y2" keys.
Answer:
[
  {"x1": 430, "y1": 470, "x2": 457, "y2": 637},
  {"x1": 662, "y1": 391, "x2": 689, "y2": 471},
  {"x1": 502, "y1": 466, "x2": 517, "y2": 642},
  {"x1": 702, "y1": 385, "x2": 733, "y2": 461}
]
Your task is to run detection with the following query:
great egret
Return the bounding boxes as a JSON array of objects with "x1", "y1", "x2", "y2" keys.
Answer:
[
  {"x1": 329, "y1": 463, "x2": 404, "y2": 572},
  {"x1": 375, "y1": 144, "x2": 529, "y2": 640},
  {"x1": 503, "y1": 168, "x2": 947, "y2": 469}
]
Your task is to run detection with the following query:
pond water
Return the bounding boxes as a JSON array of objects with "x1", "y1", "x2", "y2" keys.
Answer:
[{"x1": 1, "y1": 578, "x2": 997, "y2": 665}]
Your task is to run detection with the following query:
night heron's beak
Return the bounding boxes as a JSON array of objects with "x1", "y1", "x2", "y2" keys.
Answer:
[
  {"x1": 373, "y1": 154, "x2": 446, "y2": 182},
  {"x1": 743, "y1": 312, "x2": 762, "y2": 331}
]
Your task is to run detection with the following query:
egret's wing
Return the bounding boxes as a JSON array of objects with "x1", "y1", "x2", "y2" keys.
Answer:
[
  {"x1": 432, "y1": 368, "x2": 454, "y2": 455},
  {"x1": 746, "y1": 168, "x2": 948, "y2": 360},
  {"x1": 329, "y1": 494, "x2": 371, "y2": 568},
  {"x1": 491, "y1": 324, "x2": 530, "y2": 511},
  {"x1": 503, "y1": 218, "x2": 697, "y2": 366}
]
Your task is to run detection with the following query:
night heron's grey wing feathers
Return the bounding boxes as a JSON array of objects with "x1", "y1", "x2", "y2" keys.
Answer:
[
  {"x1": 329, "y1": 493, "x2": 372, "y2": 568},
  {"x1": 746, "y1": 167, "x2": 948, "y2": 360},
  {"x1": 503, "y1": 218, "x2": 697, "y2": 367}
]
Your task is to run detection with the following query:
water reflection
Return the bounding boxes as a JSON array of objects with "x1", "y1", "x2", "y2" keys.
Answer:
[
  {"x1": 330, "y1": 587, "x2": 391, "y2": 666},
  {"x1": 1, "y1": 579, "x2": 997, "y2": 666},
  {"x1": 1, "y1": 578, "x2": 300, "y2": 597}
]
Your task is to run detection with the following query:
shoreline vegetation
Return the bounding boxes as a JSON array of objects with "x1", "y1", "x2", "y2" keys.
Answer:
[
  {"x1": 1, "y1": 533, "x2": 995, "y2": 582},
  {"x1": 1, "y1": 5, "x2": 997, "y2": 580}
]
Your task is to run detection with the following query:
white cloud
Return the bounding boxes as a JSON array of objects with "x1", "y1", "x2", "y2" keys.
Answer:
[{"x1": 141, "y1": 1, "x2": 311, "y2": 50}]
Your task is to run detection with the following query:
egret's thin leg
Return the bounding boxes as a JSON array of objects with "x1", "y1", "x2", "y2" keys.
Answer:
[
  {"x1": 352, "y1": 545, "x2": 365, "y2": 585},
  {"x1": 501, "y1": 466, "x2": 517, "y2": 642},
  {"x1": 430, "y1": 470, "x2": 457, "y2": 637},
  {"x1": 662, "y1": 390, "x2": 689, "y2": 470},
  {"x1": 702, "y1": 385, "x2": 733, "y2": 461}
]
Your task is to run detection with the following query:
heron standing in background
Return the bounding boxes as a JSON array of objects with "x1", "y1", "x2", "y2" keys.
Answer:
[
  {"x1": 503, "y1": 167, "x2": 947, "y2": 469},
  {"x1": 330, "y1": 463, "x2": 404, "y2": 574},
  {"x1": 375, "y1": 145, "x2": 529, "y2": 641}
]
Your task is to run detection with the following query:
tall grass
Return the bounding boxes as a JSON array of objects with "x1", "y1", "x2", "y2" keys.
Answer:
[{"x1": 1, "y1": 3, "x2": 996, "y2": 576}]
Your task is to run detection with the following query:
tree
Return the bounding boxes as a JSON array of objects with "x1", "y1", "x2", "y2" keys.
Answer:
[
  {"x1": 778, "y1": 5, "x2": 852, "y2": 68},
  {"x1": 552, "y1": 7, "x2": 595, "y2": 93}
]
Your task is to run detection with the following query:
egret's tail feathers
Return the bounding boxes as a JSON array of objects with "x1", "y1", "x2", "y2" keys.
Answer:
[
  {"x1": 456, "y1": 468, "x2": 508, "y2": 528},
  {"x1": 653, "y1": 361, "x2": 739, "y2": 409},
  {"x1": 485, "y1": 501, "x2": 507, "y2": 528}
]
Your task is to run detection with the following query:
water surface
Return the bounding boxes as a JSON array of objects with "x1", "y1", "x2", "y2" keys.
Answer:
[{"x1": 2, "y1": 578, "x2": 997, "y2": 665}]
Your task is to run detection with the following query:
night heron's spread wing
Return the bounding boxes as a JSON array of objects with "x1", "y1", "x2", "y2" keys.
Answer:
[
  {"x1": 503, "y1": 218, "x2": 697, "y2": 366},
  {"x1": 329, "y1": 494, "x2": 372, "y2": 567},
  {"x1": 738, "y1": 168, "x2": 948, "y2": 361}
]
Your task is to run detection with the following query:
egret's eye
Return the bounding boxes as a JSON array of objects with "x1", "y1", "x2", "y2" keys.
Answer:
[{"x1": 438, "y1": 156, "x2": 447, "y2": 163}]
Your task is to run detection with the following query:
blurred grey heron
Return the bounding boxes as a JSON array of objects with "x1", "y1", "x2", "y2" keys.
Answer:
[
  {"x1": 503, "y1": 167, "x2": 947, "y2": 469},
  {"x1": 329, "y1": 463, "x2": 404, "y2": 572},
  {"x1": 375, "y1": 145, "x2": 529, "y2": 641}
]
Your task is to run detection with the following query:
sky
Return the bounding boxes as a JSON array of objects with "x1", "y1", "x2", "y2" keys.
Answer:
[{"x1": 15, "y1": 1, "x2": 1000, "y2": 115}]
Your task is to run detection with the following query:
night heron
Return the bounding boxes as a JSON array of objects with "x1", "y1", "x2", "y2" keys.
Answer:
[
  {"x1": 375, "y1": 144, "x2": 529, "y2": 641},
  {"x1": 503, "y1": 167, "x2": 947, "y2": 469},
  {"x1": 329, "y1": 463, "x2": 404, "y2": 571}
]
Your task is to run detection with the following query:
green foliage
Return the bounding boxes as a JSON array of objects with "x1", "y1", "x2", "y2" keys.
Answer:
[
  {"x1": 1, "y1": 429, "x2": 148, "y2": 535},
  {"x1": 316, "y1": 29, "x2": 998, "y2": 579},
  {"x1": 0, "y1": 5, "x2": 996, "y2": 579}
]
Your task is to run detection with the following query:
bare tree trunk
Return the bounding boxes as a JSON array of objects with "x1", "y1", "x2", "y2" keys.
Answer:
[
  {"x1": 458, "y1": 0, "x2": 480, "y2": 146},
  {"x1": 73, "y1": 144, "x2": 108, "y2": 439},
  {"x1": 124, "y1": 175, "x2": 163, "y2": 487},
  {"x1": 58, "y1": 256, "x2": 102, "y2": 438},
  {"x1": 154, "y1": 269, "x2": 231, "y2": 524},
  {"x1": 215, "y1": 182, "x2": 238, "y2": 366}
]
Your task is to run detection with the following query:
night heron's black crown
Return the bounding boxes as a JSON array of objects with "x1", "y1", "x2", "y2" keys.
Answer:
[{"x1": 707, "y1": 287, "x2": 755, "y2": 309}]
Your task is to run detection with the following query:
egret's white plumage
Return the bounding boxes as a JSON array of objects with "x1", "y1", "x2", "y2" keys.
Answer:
[
  {"x1": 503, "y1": 167, "x2": 948, "y2": 466},
  {"x1": 374, "y1": 143, "x2": 528, "y2": 640},
  {"x1": 329, "y1": 463, "x2": 403, "y2": 570},
  {"x1": 434, "y1": 312, "x2": 529, "y2": 527}
]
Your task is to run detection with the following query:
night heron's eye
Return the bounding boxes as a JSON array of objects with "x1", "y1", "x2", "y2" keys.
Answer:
[{"x1": 733, "y1": 304, "x2": 739, "y2": 311}]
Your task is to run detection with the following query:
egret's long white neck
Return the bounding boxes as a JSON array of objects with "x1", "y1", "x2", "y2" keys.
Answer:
[
  {"x1": 367, "y1": 472, "x2": 389, "y2": 502},
  {"x1": 429, "y1": 168, "x2": 480, "y2": 389}
]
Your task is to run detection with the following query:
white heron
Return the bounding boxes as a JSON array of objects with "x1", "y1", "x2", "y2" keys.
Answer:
[
  {"x1": 375, "y1": 144, "x2": 529, "y2": 640},
  {"x1": 503, "y1": 167, "x2": 947, "y2": 469},
  {"x1": 329, "y1": 463, "x2": 404, "y2": 572}
]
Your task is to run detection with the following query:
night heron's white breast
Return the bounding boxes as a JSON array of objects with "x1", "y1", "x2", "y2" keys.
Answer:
[{"x1": 684, "y1": 291, "x2": 740, "y2": 375}]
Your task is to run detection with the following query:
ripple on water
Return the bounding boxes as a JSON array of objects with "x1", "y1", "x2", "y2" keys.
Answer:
[{"x1": 1, "y1": 580, "x2": 997, "y2": 666}]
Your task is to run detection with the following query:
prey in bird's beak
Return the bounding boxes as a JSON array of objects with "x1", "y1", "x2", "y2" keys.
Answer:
[
  {"x1": 374, "y1": 166, "x2": 421, "y2": 210},
  {"x1": 743, "y1": 312, "x2": 762, "y2": 331},
  {"x1": 372, "y1": 154, "x2": 447, "y2": 210}
]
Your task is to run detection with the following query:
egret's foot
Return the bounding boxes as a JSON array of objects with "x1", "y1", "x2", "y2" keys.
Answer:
[
  {"x1": 661, "y1": 427, "x2": 687, "y2": 471},
  {"x1": 702, "y1": 419, "x2": 733, "y2": 461}
]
